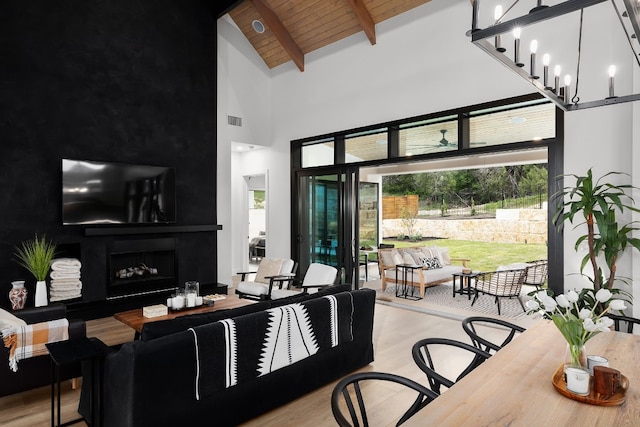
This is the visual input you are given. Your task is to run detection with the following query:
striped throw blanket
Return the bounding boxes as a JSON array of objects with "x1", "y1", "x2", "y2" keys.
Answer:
[
  {"x1": 190, "y1": 292, "x2": 353, "y2": 400},
  {"x1": 2, "y1": 318, "x2": 69, "y2": 372}
]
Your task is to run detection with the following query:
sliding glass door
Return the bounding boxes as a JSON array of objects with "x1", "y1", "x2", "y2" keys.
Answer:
[{"x1": 294, "y1": 168, "x2": 359, "y2": 286}]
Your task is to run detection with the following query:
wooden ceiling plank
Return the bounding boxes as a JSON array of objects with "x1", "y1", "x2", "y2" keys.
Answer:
[
  {"x1": 250, "y1": 0, "x2": 305, "y2": 71},
  {"x1": 346, "y1": 0, "x2": 376, "y2": 45}
]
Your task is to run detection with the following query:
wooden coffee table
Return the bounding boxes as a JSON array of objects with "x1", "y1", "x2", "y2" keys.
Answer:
[{"x1": 114, "y1": 297, "x2": 254, "y2": 334}]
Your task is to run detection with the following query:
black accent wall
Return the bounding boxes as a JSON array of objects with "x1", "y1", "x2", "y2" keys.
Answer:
[{"x1": 0, "y1": 1, "x2": 218, "y2": 311}]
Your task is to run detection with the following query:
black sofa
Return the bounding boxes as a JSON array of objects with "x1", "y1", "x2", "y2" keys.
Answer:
[
  {"x1": 81, "y1": 285, "x2": 375, "y2": 426},
  {"x1": 0, "y1": 303, "x2": 86, "y2": 397}
]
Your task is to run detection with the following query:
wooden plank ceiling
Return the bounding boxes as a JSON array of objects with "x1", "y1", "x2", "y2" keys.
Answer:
[{"x1": 227, "y1": 0, "x2": 433, "y2": 71}]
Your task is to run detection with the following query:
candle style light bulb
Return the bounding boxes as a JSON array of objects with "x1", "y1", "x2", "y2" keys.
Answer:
[
  {"x1": 608, "y1": 64, "x2": 617, "y2": 98},
  {"x1": 554, "y1": 65, "x2": 561, "y2": 94},
  {"x1": 564, "y1": 74, "x2": 571, "y2": 104},
  {"x1": 513, "y1": 27, "x2": 523, "y2": 67},
  {"x1": 542, "y1": 54, "x2": 550, "y2": 88},
  {"x1": 494, "y1": 5, "x2": 506, "y2": 52},
  {"x1": 530, "y1": 40, "x2": 539, "y2": 79},
  {"x1": 513, "y1": 27, "x2": 521, "y2": 39}
]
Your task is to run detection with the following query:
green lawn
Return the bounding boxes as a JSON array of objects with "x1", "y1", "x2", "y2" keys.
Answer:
[{"x1": 381, "y1": 238, "x2": 547, "y2": 272}]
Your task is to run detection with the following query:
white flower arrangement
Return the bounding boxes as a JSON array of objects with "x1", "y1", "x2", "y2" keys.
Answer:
[{"x1": 526, "y1": 288, "x2": 627, "y2": 367}]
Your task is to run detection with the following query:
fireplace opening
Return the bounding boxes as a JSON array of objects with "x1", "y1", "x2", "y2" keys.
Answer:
[{"x1": 108, "y1": 238, "x2": 178, "y2": 299}]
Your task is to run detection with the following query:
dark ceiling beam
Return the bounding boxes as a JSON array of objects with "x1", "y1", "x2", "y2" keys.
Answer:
[
  {"x1": 250, "y1": 0, "x2": 305, "y2": 71},
  {"x1": 346, "y1": 0, "x2": 376, "y2": 45}
]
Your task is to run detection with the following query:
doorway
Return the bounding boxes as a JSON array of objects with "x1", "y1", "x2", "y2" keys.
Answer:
[{"x1": 246, "y1": 173, "x2": 266, "y2": 269}]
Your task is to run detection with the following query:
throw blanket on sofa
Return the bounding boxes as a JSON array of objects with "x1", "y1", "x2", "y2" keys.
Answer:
[
  {"x1": 190, "y1": 292, "x2": 354, "y2": 400},
  {"x1": 2, "y1": 318, "x2": 69, "y2": 372}
]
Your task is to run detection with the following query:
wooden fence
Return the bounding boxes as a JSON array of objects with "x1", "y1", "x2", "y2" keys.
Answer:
[{"x1": 382, "y1": 195, "x2": 418, "y2": 219}]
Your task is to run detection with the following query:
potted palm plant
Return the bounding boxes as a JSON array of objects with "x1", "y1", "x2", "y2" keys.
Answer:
[
  {"x1": 553, "y1": 168, "x2": 640, "y2": 295},
  {"x1": 14, "y1": 234, "x2": 57, "y2": 307}
]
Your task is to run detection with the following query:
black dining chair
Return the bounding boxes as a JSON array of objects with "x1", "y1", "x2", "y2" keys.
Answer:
[
  {"x1": 411, "y1": 338, "x2": 491, "y2": 395},
  {"x1": 331, "y1": 371, "x2": 438, "y2": 427},
  {"x1": 608, "y1": 313, "x2": 640, "y2": 334},
  {"x1": 462, "y1": 316, "x2": 526, "y2": 354}
]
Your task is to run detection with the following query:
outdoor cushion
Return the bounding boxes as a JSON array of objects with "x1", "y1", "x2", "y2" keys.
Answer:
[
  {"x1": 380, "y1": 250, "x2": 397, "y2": 267},
  {"x1": 421, "y1": 257, "x2": 442, "y2": 270},
  {"x1": 392, "y1": 252, "x2": 404, "y2": 266},
  {"x1": 402, "y1": 252, "x2": 415, "y2": 265}
]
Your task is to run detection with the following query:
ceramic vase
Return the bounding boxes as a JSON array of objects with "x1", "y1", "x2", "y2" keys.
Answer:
[
  {"x1": 34, "y1": 280, "x2": 48, "y2": 307},
  {"x1": 8, "y1": 281, "x2": 27, "y2": 310}
]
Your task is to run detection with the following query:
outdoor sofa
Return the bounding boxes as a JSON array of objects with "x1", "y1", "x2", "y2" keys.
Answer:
[{"x1": 377, "y1": 245, "x2": 469, "y2": 298}]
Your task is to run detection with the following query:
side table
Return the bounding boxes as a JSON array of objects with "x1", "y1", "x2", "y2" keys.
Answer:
[
  {"x1": 452, "y1": 272, "x2": 479, "y2": 300},
  {"x1": 395, "y1": 264, "x2": 422, "y2": 300},
  {"x1": 46, "y1": 337, "x2": 103, "y2": 427}
]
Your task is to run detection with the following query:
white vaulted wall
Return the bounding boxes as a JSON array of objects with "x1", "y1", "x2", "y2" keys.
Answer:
[{"x1": 217, "y1": 0, "x2": 639, "y2": 316}]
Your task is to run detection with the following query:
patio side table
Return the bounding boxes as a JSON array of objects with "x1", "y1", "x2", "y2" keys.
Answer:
[
  {"x1": 395, "y1": 264, "x2": 422, "y2": 300},
  {"x1": 452, "y1": 272, "x2": 479, "y2": 300}
]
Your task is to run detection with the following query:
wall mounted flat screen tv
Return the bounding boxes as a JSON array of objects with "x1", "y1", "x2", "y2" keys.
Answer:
[{"x1": 62, "y1": 159, "x2": 176, "y2": 225}]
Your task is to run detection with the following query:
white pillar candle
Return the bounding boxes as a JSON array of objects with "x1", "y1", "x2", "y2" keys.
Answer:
[
  {"x1": 587, "y1": 355, "x2": 609, "y2": 375},
  {"x1": 196, "y1": 296, "x2": 203, "y2": 306},
  {"x1": 565, "y1": 367, "x2": 590, "y2": 395},
  {"x1": 166, "y1": 297, "x2": 173, "y2": 308},
  {"x1": 187, "y1": 293, "x2": 196, "y2": 308},
  {"x1": 173, "y1": 295, "x2": 185, "y2": 309}
]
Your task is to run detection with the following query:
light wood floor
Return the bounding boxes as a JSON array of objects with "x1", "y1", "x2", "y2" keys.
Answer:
[{"x1": 0, "y1": 295, "x2": 537, "y2": 426}]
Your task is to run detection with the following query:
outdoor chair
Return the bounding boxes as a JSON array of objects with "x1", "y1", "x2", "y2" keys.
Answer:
[
  {"x1": 267, "y1": 262, "x2": 339, "y2": 299},
  {"x1": 331, "y1": 371, "x2": 438, "y2": 427},
  {"x1": 235, "y1": 257, "x2": 297, "y2": 300},
  {"x1": 411, "y1": 338, "x2": 491, "y2": 395},
  {"x1": 523, "y1": 259, "x2": 548, "y2": 290},
  {"x1": 608, "y1": 313, "x2": 640, "y2": 334},
  {"x1": 461, "y1": 316, "x2": 526, "y2": 354},
  {"x1": 472, "y1": 268, "x2": 527, "y2": 315}
]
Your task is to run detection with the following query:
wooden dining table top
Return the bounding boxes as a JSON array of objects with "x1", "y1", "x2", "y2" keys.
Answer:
[{"x1": 404, "y1": 319, "x2": 640, "y2": 426}]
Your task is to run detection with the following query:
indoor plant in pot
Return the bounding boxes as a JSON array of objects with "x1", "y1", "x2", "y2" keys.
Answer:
[
  {"x1": 13, "y1": 234, "x2": 57, "y2": 307},
  {"x1": 554, "y1": 168, "x2": 640, "y2": 297}
]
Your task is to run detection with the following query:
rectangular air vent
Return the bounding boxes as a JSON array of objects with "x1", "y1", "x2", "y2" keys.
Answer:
[{"x1": 228, "y1": 115, "x2": 242, "y2": 127}]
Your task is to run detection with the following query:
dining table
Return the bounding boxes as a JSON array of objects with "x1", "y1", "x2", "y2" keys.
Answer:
[{"x1": 404, "y1": 319, "x2": 640, "y2": 426}]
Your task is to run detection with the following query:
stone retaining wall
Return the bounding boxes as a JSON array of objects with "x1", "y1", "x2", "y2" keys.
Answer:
[{"x1": 382, "y1": 209, "x2": 547, "y2": 244}]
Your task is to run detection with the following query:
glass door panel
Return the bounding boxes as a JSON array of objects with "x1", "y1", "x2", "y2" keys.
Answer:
[{"x1": 295, "y1": 169, "x2": 358, "y2": 285}]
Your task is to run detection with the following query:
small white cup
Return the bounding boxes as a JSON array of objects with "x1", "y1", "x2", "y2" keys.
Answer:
[
  {"x1": 587, "y1": 355, "x2": 609, "y2": 375},
  {"x1": 196, "y1": 296, "x2": 203, "y2": 306},
  {"x1": 565, "y1": 367, "x2": 590, "y2": 395},
  {"x1": 166, "y1": 297, "x2": 173, "y2": 308}
]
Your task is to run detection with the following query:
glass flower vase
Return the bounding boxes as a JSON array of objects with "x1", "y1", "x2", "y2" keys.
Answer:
[{"x1": 564, "y1": 342, "x2": 587, "y2": 369}]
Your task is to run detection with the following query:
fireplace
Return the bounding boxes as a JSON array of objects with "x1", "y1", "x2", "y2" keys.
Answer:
[{"x1": 107, "y1": 238, "x2": 178, "y2": 299}]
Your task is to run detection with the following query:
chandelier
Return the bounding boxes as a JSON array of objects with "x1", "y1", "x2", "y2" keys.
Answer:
[{"x1": 470, "y1": 0, "x2": 640, "y2": 111}]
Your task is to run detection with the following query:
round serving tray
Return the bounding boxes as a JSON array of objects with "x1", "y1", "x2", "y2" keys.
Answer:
[{"x1": 551, "y1": 364, "x2": 628, "y2": 406}]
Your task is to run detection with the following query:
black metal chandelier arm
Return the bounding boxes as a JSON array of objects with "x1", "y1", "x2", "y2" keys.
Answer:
[
  {"x1": 611, "y1": 0, "x2": 640, "y2": 68},
  {"x1": 572, "y1": 9, "x2": 584, "y2": 105}
]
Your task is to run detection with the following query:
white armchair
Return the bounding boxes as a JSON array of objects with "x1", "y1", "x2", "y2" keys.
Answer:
[
  {"x1": 235, "y1": 258, "x2": 297, "y2": 301},
  {"x1": 270, "y1": 263, "x2": 339, "y2": 299}
]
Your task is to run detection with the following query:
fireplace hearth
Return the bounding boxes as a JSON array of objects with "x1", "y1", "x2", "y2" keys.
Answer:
[{"x1": 108, "y1": 238, "x2": 178, "y2": 299}]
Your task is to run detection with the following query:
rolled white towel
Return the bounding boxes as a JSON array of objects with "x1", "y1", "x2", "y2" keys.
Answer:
[
  {"x1": 51, "y1": 282, "x2": 82, "y2": 291},
  {"x1": 50, "y1": 270, "x2": 81, "y2": 280},
  {"x1": 51, "y1": 258, "x2": 82, "y2": 271},
  {"x1": 50, "y1": 278, "x2": 82, "y2": 286},
  {"x1": 50, "y1": 293, "x2": 82, "y2": 302}
]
